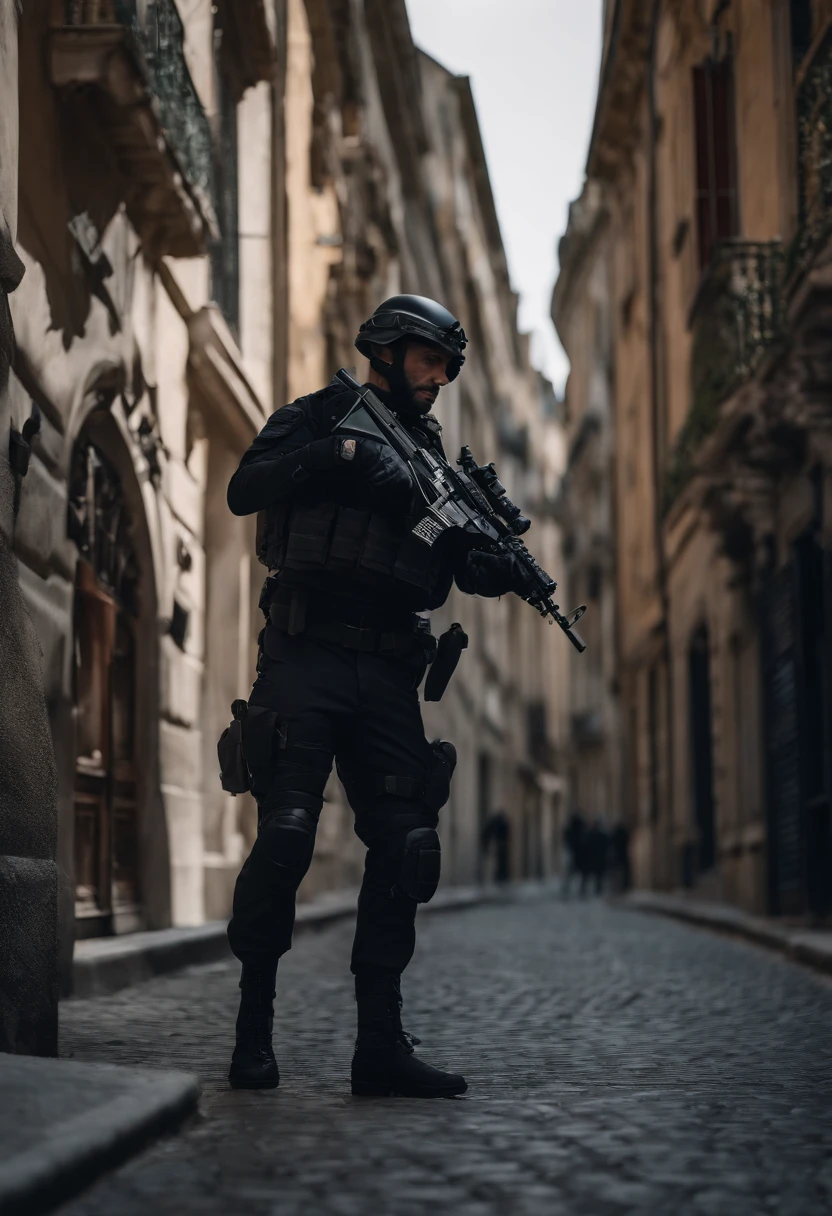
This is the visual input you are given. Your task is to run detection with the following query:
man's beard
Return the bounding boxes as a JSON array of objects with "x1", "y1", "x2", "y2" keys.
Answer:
[{"x1": 399, "y1": 377, "x2": 439, "y2": 415}]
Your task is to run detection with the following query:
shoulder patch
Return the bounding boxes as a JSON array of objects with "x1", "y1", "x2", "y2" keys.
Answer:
[{"x1": 261, "y1": 402, "x2": 306, "y2": 440}]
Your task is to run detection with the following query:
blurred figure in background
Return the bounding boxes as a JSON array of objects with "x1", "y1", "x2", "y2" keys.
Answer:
[
  {"x1": 586, "y1": 818, "x2": 610, "y2": 895},
  {"x1": 481, "y1": 809, "x2": 511, "y2": 885},
  {"x1": 562, "y1": 810, "x2": 588, "y2": 897},
  {"x1": 611, "y1": 821, "x2": 631, "y2": 893}
]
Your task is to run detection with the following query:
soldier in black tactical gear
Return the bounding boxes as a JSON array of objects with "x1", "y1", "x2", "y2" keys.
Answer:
[{"x1": 225, "y1": 294, "x2": 529, "y2": 1097}]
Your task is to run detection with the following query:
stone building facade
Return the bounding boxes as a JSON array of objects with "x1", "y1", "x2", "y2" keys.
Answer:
[
  {"x1": 9, "y1": 0, "x2": 279, "y2": 995},
  {"x1": 1, "y1": 0, "x2": 60, "y2": 1055},
  {"x1": 281, "y1": 0, "x2": 569, "y2": 894},
  {"x1": 567, "y1": 0, "x2": 832, "y2": 916},
  {"x1": 3, "y1": 0, "x2": 568, "y2": 1031},
  {"x1": 551, "y1": 180, "x2": 621, "y2": 832}
]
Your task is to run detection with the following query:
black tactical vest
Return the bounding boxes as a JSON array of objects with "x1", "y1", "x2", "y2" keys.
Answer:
[
  {"x1": 257, "y1": 499, "x2": 442, "y2": 591},
  {"x1": 255, "y1": 408, "x2": 454, "y2": 599}
]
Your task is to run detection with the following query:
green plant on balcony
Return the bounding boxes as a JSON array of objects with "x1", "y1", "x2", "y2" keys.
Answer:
[{"x1": 665, "y1": 240, "x2": 784, "y2": 512}]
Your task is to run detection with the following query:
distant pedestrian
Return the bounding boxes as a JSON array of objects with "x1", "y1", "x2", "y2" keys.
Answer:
[
  {"x1": 562, "y1": 810, "x2": 588, "y2": 897},
  {"x1": 482, "y1": 809, "x2": 511, "y2": 884},
  {"x1": 586, "y1": 818, "x2": 609, "y2": 894},
  {"x1": 611, "y1": 821, "x2": 631, "y2": 893}
]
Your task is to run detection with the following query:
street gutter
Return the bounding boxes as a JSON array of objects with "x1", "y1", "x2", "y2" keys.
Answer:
[
  {"x1": 622, "y1": 890, "x2": 832, "y2": 976},
  {"x1": 0, "y1": 1056, "x2": 198, "y2": 1216}
]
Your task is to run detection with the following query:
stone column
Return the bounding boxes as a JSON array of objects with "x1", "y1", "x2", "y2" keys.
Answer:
[{"x1": 0, "y1": 0, "x2": 59, "y2": 1055}]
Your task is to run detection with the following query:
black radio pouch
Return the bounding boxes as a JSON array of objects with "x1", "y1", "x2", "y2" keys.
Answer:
[
  {"x1": 217, "y1": 699, "x2": 251, "y2": 795},
  {"x1": 424, "y1": 623, "x2": 468, "y2": 702}
]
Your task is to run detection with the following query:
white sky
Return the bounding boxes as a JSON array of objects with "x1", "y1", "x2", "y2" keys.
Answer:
[{"x1": 404, "y1": 0, "x2": 603, "y2": 393}]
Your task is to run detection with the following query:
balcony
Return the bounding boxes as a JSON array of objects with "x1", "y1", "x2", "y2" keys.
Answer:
[
  {"x1": 792, "y1": 22, "x2": 832, "y2": 282},
  {"x1": 50, "y1": 0, "x2": 217, "y2": 258},
  {"x1": 214, "y1": 0, "x2": 275, "y2": 101},
  {"x1": 666, "y1": 240, "x2": 784, "y2": 508}
]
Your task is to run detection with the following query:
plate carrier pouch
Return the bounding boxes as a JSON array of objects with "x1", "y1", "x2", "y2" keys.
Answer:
[{"x1": 257, "y1": 498, "x2": 439, "y2": 590}]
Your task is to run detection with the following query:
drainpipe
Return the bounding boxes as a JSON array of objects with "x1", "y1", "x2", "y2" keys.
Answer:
[{"x1": 647, "y1": 0, "x2": 675, "y2": 889}]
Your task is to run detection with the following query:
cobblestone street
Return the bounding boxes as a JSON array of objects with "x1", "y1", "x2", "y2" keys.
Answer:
[{"x1": 58, "y1": 893, "x2": 832, "y2": 1215}]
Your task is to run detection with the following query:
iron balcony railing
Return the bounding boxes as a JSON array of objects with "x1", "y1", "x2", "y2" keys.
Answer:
[
  {"x1": 666, "y1": 240, "x2": 785, "y2": 509},
  {"x1": 63, "y1": 0, "x2": 216, "y2": 223},
  {"x1": 792, "y1": 22, "x2": 832, "y2": 281}
]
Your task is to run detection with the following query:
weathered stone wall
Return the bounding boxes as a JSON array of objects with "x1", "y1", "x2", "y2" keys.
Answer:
[
  {"x1": 552, "y1": 181, "x2": 622, "y2": 835},
  {"x1": 8, "y1": 0, "x2": 276, "y2": 977},
  {"x1": 575, "y1": 0, "x2": 832, "y2": 914},
  {"x1": 0, "y1": 0, "x2": 59, "y2": 1055}
]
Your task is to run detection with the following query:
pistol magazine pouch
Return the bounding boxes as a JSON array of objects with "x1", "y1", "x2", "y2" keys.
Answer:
[
  {"x1": 424, "y1": 623, "x2": 469, "y2": 702},
  {"x1": 217, "y1": 699, "x2": 251, "y2": 795}
]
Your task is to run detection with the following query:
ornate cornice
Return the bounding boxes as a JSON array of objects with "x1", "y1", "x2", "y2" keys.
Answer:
[{"x1": 585, "y1": 0, "x2": 653, "y2": 183}]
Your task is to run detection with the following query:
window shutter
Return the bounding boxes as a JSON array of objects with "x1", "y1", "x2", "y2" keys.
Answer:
[{"x1": 692, "y1": 55, "x2": 738, "y2": 269}]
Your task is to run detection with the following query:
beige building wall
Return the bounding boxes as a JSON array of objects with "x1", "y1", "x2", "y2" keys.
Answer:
[
  {"x1": 9, "y1": 0, "x2": 571, "y2": 973},
  {"x1": 574, "y1": 0, "x2": 832, "y2": 914},
  {"x1": 9, "y1": 0, "x2": 277, "y2": 981},
  {"x1": 552, "y1": 181, "x2": 621, "y2": 839}
]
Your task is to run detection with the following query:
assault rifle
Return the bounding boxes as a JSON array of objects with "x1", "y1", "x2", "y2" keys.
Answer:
[{"x1": 333, "y1": 368, "x2": 587, "y2": 653}]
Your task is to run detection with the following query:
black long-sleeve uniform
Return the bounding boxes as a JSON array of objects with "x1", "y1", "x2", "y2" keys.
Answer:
[{"x1": 226, "y1": 378, "x2": 520, "y2": 976}]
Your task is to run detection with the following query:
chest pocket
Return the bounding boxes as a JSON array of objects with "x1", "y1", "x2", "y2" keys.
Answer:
[{"x1": 283, "y1": 502, "x2": 338, "y2": 568}]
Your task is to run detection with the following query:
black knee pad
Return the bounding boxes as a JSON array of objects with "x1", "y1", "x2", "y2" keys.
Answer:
[
  {"x1": 254, "y1": 807, "x2": 318, "y2": 891},
  {"x1": 399, "y1": 825, "x2": 441, "y2": 903}
]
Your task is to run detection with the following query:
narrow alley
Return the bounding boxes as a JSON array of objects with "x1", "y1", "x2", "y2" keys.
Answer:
[{"x1": 58, "y1": 895, "x2": 832, "y2": 1216}]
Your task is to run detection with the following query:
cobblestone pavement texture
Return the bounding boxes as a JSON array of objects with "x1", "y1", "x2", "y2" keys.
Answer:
[{"x1": 58, "y1": 895, "x2": 832, "y2": 1216}]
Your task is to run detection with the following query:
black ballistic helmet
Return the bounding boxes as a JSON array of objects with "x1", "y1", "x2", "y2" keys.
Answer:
[{"x1": 355, "y1": 294, "x2": 468, "y2": 382}]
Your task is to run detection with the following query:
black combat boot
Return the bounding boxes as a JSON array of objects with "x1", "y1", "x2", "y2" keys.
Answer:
[
  {"x1": 228, "y1": 963, "x2": 280, "y2": 1089},
  {"x1": 351, "y1": 970, "x2": 467, "y2": 1098}
]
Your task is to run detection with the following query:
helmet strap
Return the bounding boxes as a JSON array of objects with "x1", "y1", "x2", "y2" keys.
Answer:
[{"x1": 370, "y1": 341, "x2": 413, "y2": 410}]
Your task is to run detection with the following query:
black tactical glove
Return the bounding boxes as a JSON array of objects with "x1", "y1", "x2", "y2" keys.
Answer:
[
  {"x1": 352, "y1": 438, "x2": 416, "y2": 512},
  {"x1": 457, "y1": 549, "x2": 529, "y2": 598},
  {"x1": 299, "y1": 437, "x2": 413, "y2": 510}
]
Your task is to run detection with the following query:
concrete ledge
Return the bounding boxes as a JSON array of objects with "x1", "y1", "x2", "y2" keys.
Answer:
[
  {"x1": 72, "y1": 883, "x2": 512, "y2": 999},
  {"x1": 622, "y1": 890, "x2": 832, "y2": 976},
  {"x1": 0, "y1": 1054, "x2": 198, "y2": 1216}
]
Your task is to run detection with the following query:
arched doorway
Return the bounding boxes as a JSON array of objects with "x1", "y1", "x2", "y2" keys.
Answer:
[
  {"x1": 688, "y1": 624, "x2": 717, "y2": 875},
  {"x1": 69, "y1": 434, "x2": 142, "y2": 937}
]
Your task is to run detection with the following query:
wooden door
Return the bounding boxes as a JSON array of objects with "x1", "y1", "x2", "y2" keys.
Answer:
[{"x1": 70, "y1": 437, "x2": 141, "y2": 937}]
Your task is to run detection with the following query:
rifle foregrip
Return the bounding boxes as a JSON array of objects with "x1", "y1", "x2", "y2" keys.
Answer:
[{"x1": 565, "y1": 626, "x2": 587, "y2": 654}]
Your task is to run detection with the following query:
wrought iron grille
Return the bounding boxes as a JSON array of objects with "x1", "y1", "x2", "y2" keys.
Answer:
[
  {"x1": 65, "y1": 1, "x2": 216, "y2": 218},
  {"x1": 666, "y1": 240, "x2": 784, "y2": 509},
  {"x1": 793, "y1": 23, "x2": 832, "y2": 280}
]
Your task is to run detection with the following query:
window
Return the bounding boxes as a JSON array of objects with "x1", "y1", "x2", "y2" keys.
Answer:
[
  {"x1": 790, "y1": 0, "x2": 814, "y2": 68},
  {"x1": 210, "y1": 7, "x2": 240, "y2": 337},
  {"x1": 692, "y1": 52, "x2": 738, "y2": 269}
]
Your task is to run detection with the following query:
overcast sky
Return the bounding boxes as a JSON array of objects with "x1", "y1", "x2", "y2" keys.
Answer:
[{"x1": 404, "y1": 0, "x2": 603, "y2": 393}]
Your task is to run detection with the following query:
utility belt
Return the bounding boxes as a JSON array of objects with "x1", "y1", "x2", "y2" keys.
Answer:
[
  {"x1": 268, "y1": 599, "x2": 434, "y2": 661},
  {"x1": 258, "y1": 583, "x2": 469, "y2": 703}
]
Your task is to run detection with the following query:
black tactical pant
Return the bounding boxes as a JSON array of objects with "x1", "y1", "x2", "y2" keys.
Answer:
[{"x1": 227, "y1": 625, "x2": 453, "y2": 976}]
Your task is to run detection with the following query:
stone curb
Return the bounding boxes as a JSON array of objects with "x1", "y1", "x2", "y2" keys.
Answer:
[
  {"x1": 0, "y1": 1057, "x2": 198, "y2": 1216},
  {"x1": 621, "y1": 890, "x2": 832, "y2": 976},
  {"x1": 72, "y1": 883, "x2": 511, "y2": 999}
]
